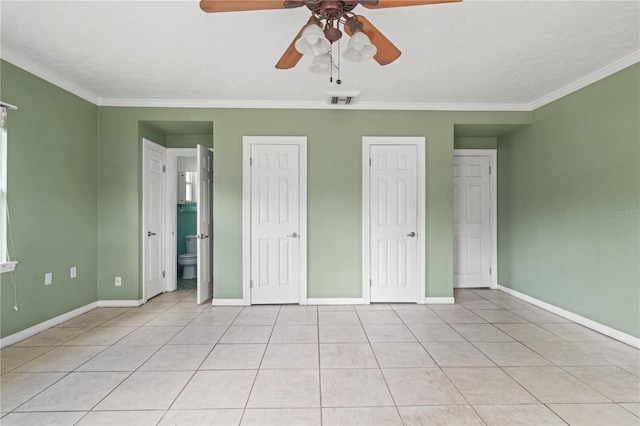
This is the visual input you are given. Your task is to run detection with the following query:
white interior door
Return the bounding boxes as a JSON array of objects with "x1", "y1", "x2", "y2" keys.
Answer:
[
  {"x1": 143, "y1": 139, "x2": 166, "y2": 301},
  {"x1": 250, "y1": 144, "x2": 300, "y2": 304},
  {"x1": 453, "y1": 155, "x2": 491, "y2": 288},
  {"x1": 369, "y1": 144, "x2": 419, "y2": 302},
  {"x1": 196, "y1": 145, "x2": 213, "y2": 304}
]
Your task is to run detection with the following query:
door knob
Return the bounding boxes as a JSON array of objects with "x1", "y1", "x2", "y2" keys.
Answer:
[
  {"x1": 287, "y1": 232, "x2": 298, "y2": 238},
  {"x1": 147, "y1": 231, "x2": 156, "y2": 237},
  {"x1": 406, "y1": 232, "x2": 416, "y2": 237}
]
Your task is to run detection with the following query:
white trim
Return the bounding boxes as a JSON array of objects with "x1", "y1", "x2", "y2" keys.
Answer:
[
  {"x1": 97, "y1": 98, "x2": 530, "y2": 111},
  {"x1": 362, "y1": 137, "x2": 426, "y2": 304},
  {"x1": 242, "y1": 136, "x2": 308, "y2": 306},
  {"x1": 1, "y1": 48, "x2": 100, "y2": 105},
  {"x1": 498, "y1": 285, "x2": 640, "y2": 349},
  {"x1": 529, "y1": 51, "x2": 640, "y2": 110},
  {"x1": 307, "y1": 298, "x2": 365, "y2": 305},
  {"x1": 453, "y1": 149, "x2": 498, "y2": 289},
  {"x1": 142, "y1": 138, "x2": 168, "y2": 303},
  {"x1": 4, "y1": 47, "x2": 638, "y2": 112},
  {"x1": 0, "y1": 302, "x2": 98, "y2": 348},
  {"x1": 212, "y1": 299, "x2": 247, "y2": 306},
  {"x1": 96, "y1": 299, "x2": 144, "y2": 308},
  {"x1": 421, "y1": 297, "x2": 456, "y2": 305},
  {"x1": 0, "y1": 261, "x2": 18, "y2": 273},
  {"x1": 0, "y1": 299, "x2": 145, "y2": 348},
  {"x1": 165, "y1": 148, "x2": 198, "y2": 293}
]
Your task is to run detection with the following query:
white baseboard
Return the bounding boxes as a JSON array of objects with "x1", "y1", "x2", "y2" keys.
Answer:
[
  {"x1": 97, "y1": 299, "x2": 144, "y2": 308},
  {"x1": 307, "y1": 298, "x2": 365, "y2": 305},
  {"x1": 498, "y1": 285, "x2": 640, "y2": 349},
  {"x1": 422, "y1": 297, "x2": 455, "y2": 304},
  {"x1": 212, "y1": 299, "x2": 246, "y2": 306},
  {"x1": 0, "y1": 302, "x2": 98, "y2": 349},
  {"x1": 1, "y1": 299, "x2": 148, "y2": 348}
]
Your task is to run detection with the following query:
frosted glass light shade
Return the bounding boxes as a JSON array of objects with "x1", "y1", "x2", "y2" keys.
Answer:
[
  {"x1": 343, "y1": 31, "x2": 377, "y2": 62},
  {"x1": 295, "y1": 23, "x2": 331, "y2": 56},
  {"x1": 308, "y1": 53, "x2": 338, "y2": 75}
]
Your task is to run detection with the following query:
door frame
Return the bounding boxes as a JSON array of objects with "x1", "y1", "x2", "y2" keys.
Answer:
[
  {"x1": 362, "y1": 136, "x2": 426, "y2": 304},
  {"x1": 142, "y1": 138, "x2": 167, "y2": 303},
  {"x1": 165, "y1": 148, "x2": 198, "y2": 293},
  {"x1": 453, "y1": 149, "x2": 498, "y2": 289},
  {"x1": 242, "y1": 136, "x2": 308, "y2": 306}
]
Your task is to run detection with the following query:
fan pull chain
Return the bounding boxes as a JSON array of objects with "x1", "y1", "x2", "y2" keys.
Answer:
[{"x1": 329, "y1": 44, "x2": 334, "y2": 83}]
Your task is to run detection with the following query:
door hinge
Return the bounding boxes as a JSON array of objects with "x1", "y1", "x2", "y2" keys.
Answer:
[
  {"x1": 489, "y1": 267, "x2": 492, "y2": 275},
  {"x1": 250, "y1": 280, "x2": 254, "y2": 288},
  {"x1": 162, "y1": 270, "x2": 166, "y2": 278},
  {"x1": 370, "y1": 279, "x2": 372, "y2": 287},
  {"x1": 489, "y1": 166, "x2": 491, "y2": 175},
  {"x1": 369, "y1": 158, "x2": 372, "y2": 167},
  {"x1": 162, "y1": 165, "x2": 166, "y2": 173},
  {"x1": 249, "y1": 157, "x2": 253, "y2": 166}
]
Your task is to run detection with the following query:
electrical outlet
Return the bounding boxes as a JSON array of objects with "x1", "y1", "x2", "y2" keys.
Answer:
[
  {"x1": 70, "y1": 267, "x2": 77, "y2": 278},
  {"x1": 45, "y1": 273, "x2": 52, "y2": 285},
  {"x1": 115, "y1": 276, "x2": 122, "y2": 287}
]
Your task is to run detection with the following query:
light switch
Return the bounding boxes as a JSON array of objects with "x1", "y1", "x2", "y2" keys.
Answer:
[
  {"x1": 70, "y1": 267, "x2": 77, "y2": 278},
  {"x1": 45, "y1": 273, "x2": 52, "y2": 285}
]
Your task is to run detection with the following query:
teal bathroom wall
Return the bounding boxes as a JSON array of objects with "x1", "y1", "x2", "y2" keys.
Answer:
[{"x1": 176, "y1": 204, "x2": 197, "y2": 256}]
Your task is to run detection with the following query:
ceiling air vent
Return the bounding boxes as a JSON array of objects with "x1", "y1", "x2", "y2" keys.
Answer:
[{"x1": 327, "y1": 91, "x2": 360, "y2": 105}]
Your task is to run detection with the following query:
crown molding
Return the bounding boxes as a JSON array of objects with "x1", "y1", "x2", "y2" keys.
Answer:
[
  {"x1": 1, "y1": 48, "x2": 100, "y2": 105},
  {"x1": 3, "y1": 47, "x2": 638, "y2": 112},
  {"x1": 529, "y1": 50, "x2": 640, "y2": 110},
  {"x1": 97, "y1": 97, "x2": 531, "y2": 111}
]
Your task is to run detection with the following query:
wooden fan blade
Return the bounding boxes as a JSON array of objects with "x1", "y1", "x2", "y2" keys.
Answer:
[
  {"x1": 344, "y1": 16, "x2": 401, "y2": 66},
  {"x1": 275, "y1": 26, "x2": 305, "y2": 69},
  {"x1": 200, "y1": 0, "x2": 287, "y2": 13},
  {"x1": 363, "y1": 0, "x2": 462, "y2": 9}
]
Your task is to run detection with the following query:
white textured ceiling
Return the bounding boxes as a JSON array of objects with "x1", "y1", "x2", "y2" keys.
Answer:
[{"x1": 1, "y1": 1, "x2": 638, "y2": 108}]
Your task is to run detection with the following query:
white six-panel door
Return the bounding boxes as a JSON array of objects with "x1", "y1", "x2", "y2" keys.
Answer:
[
  {"x1": 197, "y1": 145, "x2": 214, "y2": 304},
  {"x1": 366, "y1": 140, "x2": 424, "y2": 303},
  {"x1": 249, "y1": 143, "x2": 302, "y2": 304},
  {"x1": 143, "y1": 139, "x2": 166, "y2": 301},
  {"x1": 453, "y1": 154, "x2": 492, "y2": 288}
]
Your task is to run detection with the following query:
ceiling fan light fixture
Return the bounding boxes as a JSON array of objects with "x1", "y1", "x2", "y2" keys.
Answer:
[
  {"x1": 295, "y1": 22, "x2": 331, "y2": 56},
  {"x1": 343, "y1": 30, "x2": 377, "y2": 62},
  {"x1": 308, "y1": 53, "x2": 338, "y2": 75}
]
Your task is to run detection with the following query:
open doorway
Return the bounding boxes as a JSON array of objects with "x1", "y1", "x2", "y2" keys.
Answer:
[{"x1": 140, "y1": 121, "x2": 214, "y2": 304}]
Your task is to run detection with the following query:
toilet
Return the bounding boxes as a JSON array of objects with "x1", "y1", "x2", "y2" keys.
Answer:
[{"x1": 178, "y1": 235, "x2": 197, "y2": 279}]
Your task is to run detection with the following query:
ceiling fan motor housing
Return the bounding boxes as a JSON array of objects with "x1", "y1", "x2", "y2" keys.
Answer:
[{"x1": 324, "y1": 26, "x2": 343, "y2": 42}]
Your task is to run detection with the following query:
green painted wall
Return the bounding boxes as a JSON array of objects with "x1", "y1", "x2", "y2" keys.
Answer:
[
  {"x1": 139, "y1": 122, "x2": 167, "y2": 147},
  {"x1": 0, "y1": 61, "x2": 98, "y2": 338},
  {"x1": 2, "y1": 59, "x2": 536, "y2": 341},
  {"x1": 167, "y1": 134, "x2": 213, "y2": 149},
  {"x1": 454, "y1": 137, "x2": 497, "y2": 149},
  {"x1": 498, "y1": 64, "x2": 640, "y2": 338},
  {"x1": 97, "y1": 108, "x2": 530, "y2": 301}
]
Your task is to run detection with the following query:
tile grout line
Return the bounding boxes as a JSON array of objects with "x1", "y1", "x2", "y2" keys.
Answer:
[
  {"x1": 79, "y1": 295, "x2": 189, "y2": 420},
  {"x1": 355, "y1": 305, "x2": 405, "y2": 423},
  {"x1": 237, "y1": 304, "x2": 281, "y2": 425},
  {"x1": 158, "y1": 298, "x2": 243, "y2": 425},
  {"x1": 7, "y1": 303, "x2": 147, "y2": 418}
]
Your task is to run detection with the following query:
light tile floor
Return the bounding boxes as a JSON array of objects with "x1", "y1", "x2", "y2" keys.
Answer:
[{"x1": 1, "y1": 289, "x2": 639, "y2": 425}]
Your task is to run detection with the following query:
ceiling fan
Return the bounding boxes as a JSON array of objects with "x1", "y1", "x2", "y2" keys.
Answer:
[{"x1": 200, "y1": 0, "x2": 461, "y2": 74}]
